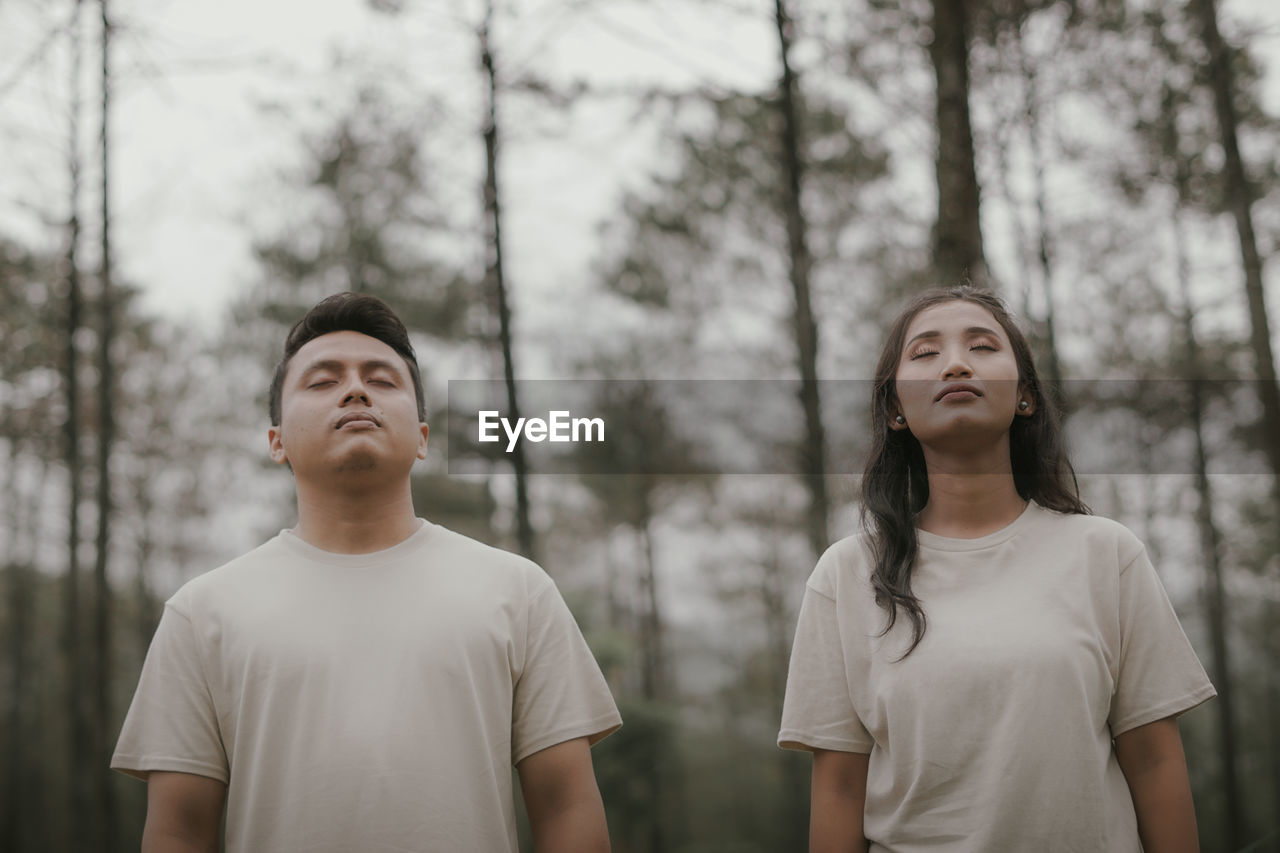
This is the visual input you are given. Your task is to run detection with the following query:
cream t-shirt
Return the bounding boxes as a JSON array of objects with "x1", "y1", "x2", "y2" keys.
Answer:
[
  {"x1": 778, "y1": 502, "x2": 1215, "y2": 852},
  {"x1": 112, "y1": 520, "x2": 622, "y2": 853}
]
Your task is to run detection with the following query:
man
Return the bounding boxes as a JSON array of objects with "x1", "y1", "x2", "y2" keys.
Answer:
[{"x1": 113, "y1": 292, "x2": 621, "y2": 852}]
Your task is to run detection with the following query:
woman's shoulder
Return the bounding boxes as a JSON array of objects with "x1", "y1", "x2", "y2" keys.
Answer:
[
  {"x1": 1027, "y1": 503, "x2": 1147, "y2": 566},
  {"x1": 807, "y1": 530, "x2": 875, "y2": 599}
]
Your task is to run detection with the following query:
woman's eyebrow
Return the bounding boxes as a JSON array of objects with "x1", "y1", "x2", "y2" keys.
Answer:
[{"x1": 905, "y1": 326, "x2": 1000, "y2": 347}]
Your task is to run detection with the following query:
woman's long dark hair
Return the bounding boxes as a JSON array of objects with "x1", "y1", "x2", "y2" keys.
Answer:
[{"x1": 861, "y1": 287, "x2": 1089, "y2": 659}]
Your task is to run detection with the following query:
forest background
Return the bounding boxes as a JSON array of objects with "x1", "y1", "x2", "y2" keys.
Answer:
[{"x1": 2, "y1": 0, "x2": 1279, "y2": 850}]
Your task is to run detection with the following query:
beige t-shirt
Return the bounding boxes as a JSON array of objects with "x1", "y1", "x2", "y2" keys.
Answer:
[
  {"x1": 779, "y1": 502, "x2": 1215, "y2": 852},
  {"x1": 112, "y1": 521, "x2": 622, "y2": 853}
]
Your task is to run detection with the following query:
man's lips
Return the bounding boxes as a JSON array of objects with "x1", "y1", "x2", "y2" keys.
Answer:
[
  {"x1": 935, "y1": 383, "x2": 982, "y2": 402},
  {"x1": 334, "y1": 412, "x2": 380, "y2": 429}
]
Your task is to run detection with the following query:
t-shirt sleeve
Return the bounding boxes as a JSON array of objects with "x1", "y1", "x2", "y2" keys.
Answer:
[
  {"x1": 510, "y1": 579, "x2": 622, "y2": 765},
  {"x1": 110, "y1": 599, "x2": 229, "y2": 783},
  {"x1": 1107, "y1": 547, "x2": 1217, "y2": 737},
  {"x1": 778, "y1": 582, "x2": 873, "y2": 754}
]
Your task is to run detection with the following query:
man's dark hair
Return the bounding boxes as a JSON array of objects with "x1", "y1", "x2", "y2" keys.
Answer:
[{"x1": 269, "y1": 292, "x2": 427, "y2": 426}]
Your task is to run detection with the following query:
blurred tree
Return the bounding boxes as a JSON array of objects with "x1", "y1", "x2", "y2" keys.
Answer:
[
  {"x1": 90, "y1": 2, "x2": 118, "y2": 847},
  {"x1": 1191, "y1": 0, "x2": 1280, "y2": 495},
  {"x1": 569, "y1": 360, "x2": 715, "y2": 851},
  {"x1": 478, "y1": 0, "x2": 535, "y2": 560},
  {"x1": 772, "y1": 0, "x2": 830, "y2": 576},
  {"x1": 0, "y1": 240, "x2": 62, "y2": 852},
  {"x1": 928, "y1": 0, "x2": 988, "y2": 286},
  {"x1": 58, "y1": 4, "x2": 90, "y2": 846},
  {"x1": 1111, "y1": 6, "x2": 1280, "y2": 840}
]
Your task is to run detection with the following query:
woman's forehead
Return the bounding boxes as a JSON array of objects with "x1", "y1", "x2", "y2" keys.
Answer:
[{"x1": 903, "y1": 300, "x2": 1005, "y2": 341}]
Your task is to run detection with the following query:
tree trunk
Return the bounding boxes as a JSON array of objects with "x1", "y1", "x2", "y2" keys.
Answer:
[
  {"x1": 760, "y1": 518, "x2": 808, "y2": 845},
  {"x1": 771, "y1": 8, "x2": 827, "y2": 840},
  {"x1": 1173, "y1": 209, "x2": 1244, "y2": 850},
  {"x1": 772, "y1": 0, "x2": 829, "y2": 563},
  {"x1": 93, "y1": 2, "x2": 118, "y2": 848},
  {"x1": 2, "y1": 440, "x2": 30, "y2": 852},
  {"x1": 479, "y1": 5, "x2": 535, "y2": 561},
  {"x1": 637, "y1": 513, "x2": 665, "y2": 702},
  {"x1": 1013, "y1": 27, "x2": 1065, "y2": 407},
  {"x1": 928, "y1": 0, "x2": 987, "y2": 287},
  {"x1": 636, "y1": 500, "x2": 687, "y2": 851},
  {"x1": 1191, "y1": 0, "x2": 1280, "y2": 482},
  {"x1": 62, "y1": 4, "x2": 91, "y2": 847},
  {"x1": 1190, "y1": 1, "x2": 1280, "y2": 828}
]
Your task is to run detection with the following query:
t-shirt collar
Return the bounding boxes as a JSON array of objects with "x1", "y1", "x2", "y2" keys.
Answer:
[
  {"x1": 914, "y1": 500, "x2": 1041, "y2": 552},
  {"x1": 278, "y1": 518, "x2": 434, "y2": 567}
]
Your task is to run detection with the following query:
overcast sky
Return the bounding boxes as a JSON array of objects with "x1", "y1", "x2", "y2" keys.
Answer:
[{"x1": 2, "y1": 0, "x2": 1277, "y2": 335}]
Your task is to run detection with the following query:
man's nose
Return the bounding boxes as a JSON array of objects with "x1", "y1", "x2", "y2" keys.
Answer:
[{"x1": 340, "y1": 376, "x2": 370, "y2": 406}]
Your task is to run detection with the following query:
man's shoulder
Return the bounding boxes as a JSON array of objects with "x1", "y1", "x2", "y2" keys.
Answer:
[
  {"x1": 422, "y1": 522, "x2": 555, "y2": 590},
  {"x1": 166, "y1": 534, "x2": 290, "y2": 609}
]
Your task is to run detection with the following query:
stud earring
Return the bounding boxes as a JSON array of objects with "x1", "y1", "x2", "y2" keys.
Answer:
[
  {"x1": 1018, "y1": 400, "x2": 1029, "y2": 411},
  {"x1": 894, "y1": 414, "x2": 906, "y2": 425}
]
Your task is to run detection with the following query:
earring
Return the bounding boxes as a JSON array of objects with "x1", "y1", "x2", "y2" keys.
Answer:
[
  {"x1": 1018, "y1": 400, "x2": 1029, "y2": 411},
  {"x1": 894, "y1": 414, "x2": 906, "y2": 425}
]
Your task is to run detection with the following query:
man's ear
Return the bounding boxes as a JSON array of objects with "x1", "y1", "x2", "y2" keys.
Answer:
[
  {"x1": 416, "y1": 422, "x2": 429, "y2": 461},
  {"x1": 268, "y1": 425, "x2": 289, "y2": 466}
]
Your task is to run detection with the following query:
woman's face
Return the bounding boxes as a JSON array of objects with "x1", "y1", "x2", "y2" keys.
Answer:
[{"x1": 891, "y1": 299, "x2": 1031, "y2": 450}]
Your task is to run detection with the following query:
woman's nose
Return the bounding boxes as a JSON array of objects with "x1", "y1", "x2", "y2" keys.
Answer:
[{"x1": 941, "y1": 351, "x2": 973, "y2": 380}]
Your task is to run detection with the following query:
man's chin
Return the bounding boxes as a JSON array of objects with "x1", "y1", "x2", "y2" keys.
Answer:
[{"x1": 334, "y1": 451, "x2": 379, "y2": 474}]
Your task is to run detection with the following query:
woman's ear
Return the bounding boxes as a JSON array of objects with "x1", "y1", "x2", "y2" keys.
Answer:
[{"x1": 1016, "y1": 386, "x2": 1037, "y2": 417}]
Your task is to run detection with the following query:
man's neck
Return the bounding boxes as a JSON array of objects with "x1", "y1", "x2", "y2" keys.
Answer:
[{"x1": 291, "y1": 482, "x2": 422, "y2": 554}]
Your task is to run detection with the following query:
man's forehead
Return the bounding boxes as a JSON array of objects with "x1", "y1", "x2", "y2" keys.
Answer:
[{"x1": 289, "y1": 331, "x2": 410, "y2": 374}]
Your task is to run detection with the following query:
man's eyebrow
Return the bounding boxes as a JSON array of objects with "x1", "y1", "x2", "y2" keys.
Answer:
[
  {"x1": 904, "y1": 326, "x2": 1000, "y2": 347},
  {"x1": 296, "y1": 358, "x2": 405, "y2": 380}
]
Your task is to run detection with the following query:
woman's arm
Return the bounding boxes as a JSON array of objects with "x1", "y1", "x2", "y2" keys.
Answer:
[
  {"x1": 1114, "y1": 716, "x2": 1200, "y2": 853},
  {"x1": 810, "y1": 748, "x2": 870, "y2": 853}
]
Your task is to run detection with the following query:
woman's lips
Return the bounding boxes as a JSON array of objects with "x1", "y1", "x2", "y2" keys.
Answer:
[{"x1": 934, "y1": 383, "x2": 982, "y2": 402}]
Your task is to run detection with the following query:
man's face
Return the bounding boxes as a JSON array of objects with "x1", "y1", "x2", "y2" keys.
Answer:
[{"x1": 268, "y1": 331, "x2": 428, "y2": 483}]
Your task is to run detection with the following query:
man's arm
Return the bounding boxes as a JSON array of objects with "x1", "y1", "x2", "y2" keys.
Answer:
[
  {"x1": 810, "y1": 748, "x2": 869, "y2": 853},
  {"x1": 141, "y1": 771, "x2": 226, "y2": 853},
  {"x1": 1114, "y1": 716, "x2": 1200, "y2": 853},
  {"x1": 517, "y1": 737, "x2": 610, "y2": 853}
]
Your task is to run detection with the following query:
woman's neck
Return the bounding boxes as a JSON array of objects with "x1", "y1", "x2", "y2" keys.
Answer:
[{"x1": 916, "y1": 443, "x2": 1027, "y2": 539}]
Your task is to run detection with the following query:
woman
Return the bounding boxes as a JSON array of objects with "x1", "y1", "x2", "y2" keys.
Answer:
[{"x1": 779, "y1": 287, "x2": 1215, "y2": 852}]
